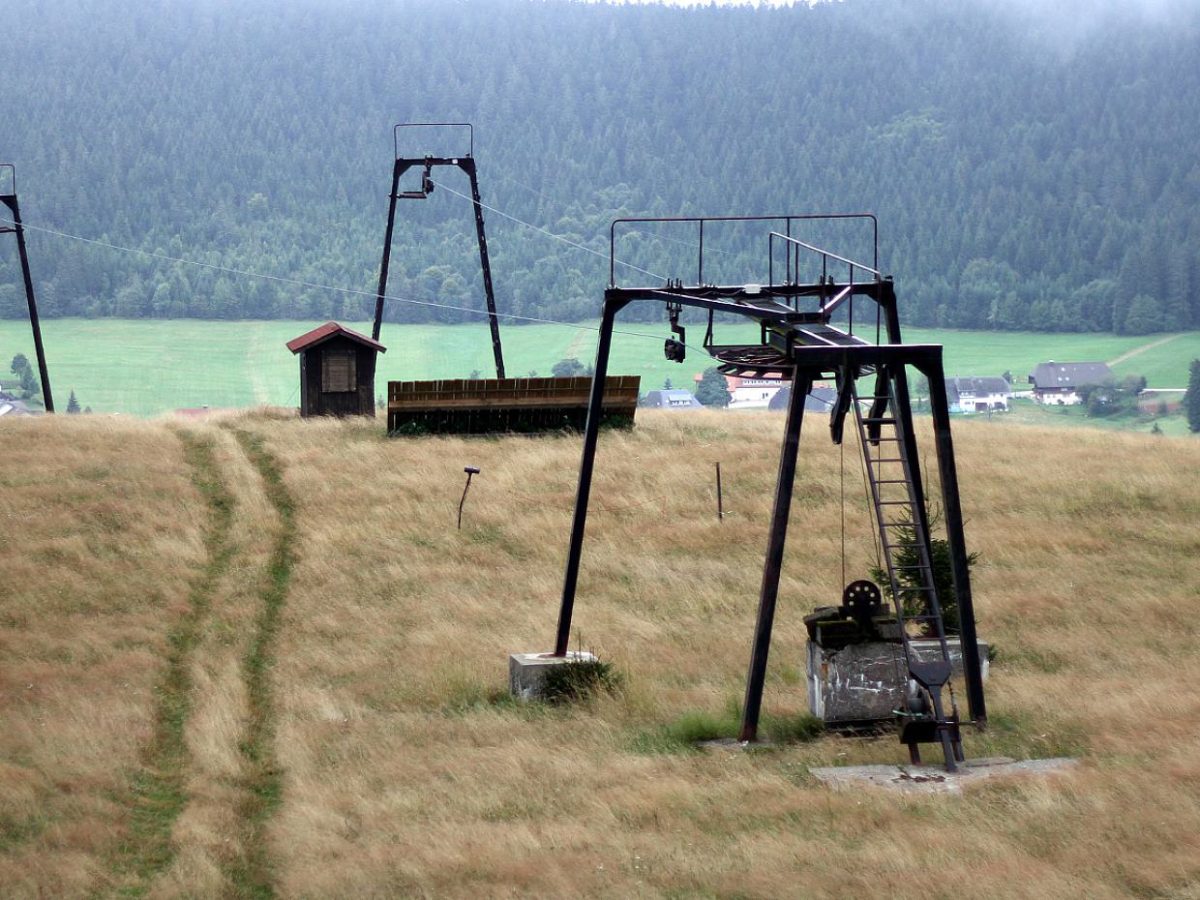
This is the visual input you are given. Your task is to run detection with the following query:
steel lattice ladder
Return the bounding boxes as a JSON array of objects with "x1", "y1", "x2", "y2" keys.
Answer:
[{"x1": 850, "y1": 364, "x2": 964, "y2": 770}]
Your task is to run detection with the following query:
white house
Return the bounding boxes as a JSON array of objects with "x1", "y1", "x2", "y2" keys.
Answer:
[
  {"x1": 947, "y1": 376, "x2": 1012, "y2": 413},
  {"x1": 693, "y1": 373, "x2": 788, "y2": 409},
  {"x1": 1028, "y1": 361, "x2": 1113, "y2": 405}
]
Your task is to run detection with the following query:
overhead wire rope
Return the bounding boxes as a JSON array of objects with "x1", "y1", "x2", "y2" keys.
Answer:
[
  {"x1": 427, "y1": 178, "x2": 666, "y2": 282},
  {"x1": 0, "y1": 213, "x2": 680, "y2": 348}
]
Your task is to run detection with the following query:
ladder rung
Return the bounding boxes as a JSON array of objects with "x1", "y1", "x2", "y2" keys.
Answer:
[
  {"x1": 871, "y1": 458, "x2": 905, "y2": 464},
  {"x1": 879, "y1": 500, "x2": 914, "y2": 506},
  {"x1": 875, "y1": 479, "x2": 910, "y2": 485},
  {"x1": 862, "y1": 417, "x2": 897, "y2": 425}
]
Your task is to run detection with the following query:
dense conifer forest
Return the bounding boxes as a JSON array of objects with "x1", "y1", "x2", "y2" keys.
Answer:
[{"x1": 1, "y1": 0, "x2": 1198, "y2": 333}]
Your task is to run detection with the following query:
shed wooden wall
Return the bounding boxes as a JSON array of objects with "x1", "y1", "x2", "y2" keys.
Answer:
[{"x1": 298, "y1": 335, "x2": 378, "y2": 417}]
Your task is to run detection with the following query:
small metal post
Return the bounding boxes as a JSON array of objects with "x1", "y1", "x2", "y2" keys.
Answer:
[
  {"x1": 457, "y1": 466, "x2": 480, "y2": 530},
  {"x1": 554, "y1": 294, "x2": 625, "y2": 656},
  {"x1": 715, "y1": 461, "x2": 724, "y2": 521},
  {"x1": 739, "y1": 371, "x2": 812, "y2": 743}
]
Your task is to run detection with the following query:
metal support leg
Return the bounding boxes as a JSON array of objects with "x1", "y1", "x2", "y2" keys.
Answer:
[
  {"x1": 738, "y1": 372, "x2": 812, "y2": 742},
  {"x1": 463, "y1": 160, "x2": 505, "y2": 379},
  {"x1": 922, "y1": 363, "x2": 987, "y2": 726},
  {"x1": 2, "y1": 192, "x2": 54, "y2": 412},
  {"x1": 554, "y1": 295, "x2": 625, "y2": 656},
  {"x1": 372, "y1": 162, "x2": 403, "y2": 342}
]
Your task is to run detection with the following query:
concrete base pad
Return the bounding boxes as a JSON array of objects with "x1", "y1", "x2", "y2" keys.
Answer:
[
  {"x1": 509, "y1": 650, "x2": 597, "y2": 700},
  {"x1": 810, "y1": 757, "x2": 1079, "y2": 794}
]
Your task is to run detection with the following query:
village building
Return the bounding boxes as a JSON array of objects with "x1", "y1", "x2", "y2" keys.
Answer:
[
  {"x1": 639, "y1": 389, "x2": 703, "y2": 410},
  {"x1": 1028, "y1": 361, "x2": 1113, "y2": 405},
  {"x1": 767, "y1": 384, "x2": 837, "y2": 413},
  {"x1": 694, "y1": 373, "x2": 788, "y2": 410},
  {"x1": 946, "y1": 376, "x2": 1012, "y2": 413}
]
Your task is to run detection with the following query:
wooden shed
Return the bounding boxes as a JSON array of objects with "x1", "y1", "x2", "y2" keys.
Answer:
[{"x1": 286, "y1": 321, "x2": 386, "y2": 417}]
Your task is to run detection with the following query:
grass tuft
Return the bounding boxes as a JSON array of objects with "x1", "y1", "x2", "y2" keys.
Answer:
[{"x1": 540, "y1": 657, "x2": 623, "y2": 705}]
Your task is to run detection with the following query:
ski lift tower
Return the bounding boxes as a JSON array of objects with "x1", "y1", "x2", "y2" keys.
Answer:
[
  {"x1": 0, "y1": 164, "x2": 54, "y2": 412},
  {"x1": 548, "y1": 214, "x2": 987, "y2": 771}
]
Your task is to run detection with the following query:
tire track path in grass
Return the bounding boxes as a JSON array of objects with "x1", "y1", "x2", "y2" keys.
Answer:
[
  {"x1": 1107, "y1": 333, "x2": 1182, "y2": 367},
  {"x1": 117, "y1": 430, "x2": 236, "y2": 894},
  {"x1": 226, "y1": 427, "x2": 296, "y2": 899}
]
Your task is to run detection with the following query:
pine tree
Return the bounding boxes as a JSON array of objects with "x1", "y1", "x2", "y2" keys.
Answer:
[
  {"x1": 695, "y1": 368, "x2": 731, "y2": 408},
  {"x1": 66, "y1": 390, "x2": 81, "y2": 414},
  {"x1": 1186, "y1": 359, "x2": 1200, "y2": 434}
]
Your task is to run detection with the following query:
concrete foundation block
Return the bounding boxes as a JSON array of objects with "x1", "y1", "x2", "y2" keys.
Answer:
[
  {"x1": 509, "y1": 650, "x2": 597, "y2": 701},
  {"x1": 807, "y1": 638, "x2": 989, "y2": 725}
]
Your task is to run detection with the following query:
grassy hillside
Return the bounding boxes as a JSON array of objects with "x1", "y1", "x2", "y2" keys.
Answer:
[
  {"x1": 2, "y1": 411, "x2": 1199, "y2": 897},
  {"x1": 2, "y1": 318, "x2": 1197, "y2": 416}
]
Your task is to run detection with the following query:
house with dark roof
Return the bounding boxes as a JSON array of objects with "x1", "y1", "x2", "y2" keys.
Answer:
[
  {"x1": 1028, "y1": 361, "x2": 1113, "y2": 405},
  {"x1": 639, "y1": 389, "x2": 703, "y2": 410},
  {"x1": 947, "y1": 376, "x2": 1012, "y2": 413}
]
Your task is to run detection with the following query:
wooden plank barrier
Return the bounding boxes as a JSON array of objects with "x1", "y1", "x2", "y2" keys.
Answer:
[{"x1": 387, "y1": 375, "x2": 641, "y2": 434}]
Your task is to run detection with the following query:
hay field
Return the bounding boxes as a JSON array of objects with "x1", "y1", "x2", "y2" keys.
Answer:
[{"x1": 2, "y1": 410, "x2": 1199, "y2": 898}]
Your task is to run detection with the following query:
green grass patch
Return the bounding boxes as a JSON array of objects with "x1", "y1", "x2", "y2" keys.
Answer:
[{"x1": 3, "y1": 318, "x2": 1197, "y2": 415}]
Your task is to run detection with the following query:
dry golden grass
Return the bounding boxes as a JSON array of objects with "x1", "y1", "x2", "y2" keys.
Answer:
[{"x1": 2, "y1": 409, "x2": 1200, "y2": 898}]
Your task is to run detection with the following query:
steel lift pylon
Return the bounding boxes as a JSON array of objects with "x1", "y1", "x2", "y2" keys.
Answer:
[
  {"x1": 551, "y1": 214, "x2": 986, "y2": 771},
  {"x1": 371, "y1": 123, "x2": 505, "y2": 378},
  {"x1": 0, "y1": 164, "x2": 54, "y2": 413}
]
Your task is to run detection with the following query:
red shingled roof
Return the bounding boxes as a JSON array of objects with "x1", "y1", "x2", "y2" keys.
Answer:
[{"x1": 286, "y1": 321, "x2": 387, "y2": 354}]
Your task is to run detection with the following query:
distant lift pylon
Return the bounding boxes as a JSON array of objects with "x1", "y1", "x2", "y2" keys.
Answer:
[
  {"x1": 0, "y1": 164, "x2": 54, "y2": 413},
  {"x1": 371, "y1": 123, "x2": 505, "y2": 378}
]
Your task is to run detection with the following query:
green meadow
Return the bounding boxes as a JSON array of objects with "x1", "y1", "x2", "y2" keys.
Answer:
[{"x1": 0, "y1": 317, "x2": 1197, "y2": 417}]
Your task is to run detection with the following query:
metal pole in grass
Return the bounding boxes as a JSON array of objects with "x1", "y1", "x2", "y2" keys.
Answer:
[
  {"x1": 715, "y1": 461, "x2": 724, "y2": 521},
  {"x1": 458, "y1": 466, "x2": 480, "y2": 530}
]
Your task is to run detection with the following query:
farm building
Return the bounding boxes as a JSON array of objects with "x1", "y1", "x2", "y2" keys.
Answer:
[
  {"x1": 947, "y1": 376, "x2": 1011, "y2": 413},
  {"x1": 696, "y1": 373, "x2": 788, "y2": 409},
  {"x1": 640, "y1": 389, "x2": 703, "y2": 410},
  {"x1": 1028, "y1": 361, "x2": 1113, "y2": 405},
  {"x1": 1137, "y1": 388, "x2": 1186, "y2": 414},
  {"x1": 286, "y1": 321, "x2": 386, "y2": 418}
]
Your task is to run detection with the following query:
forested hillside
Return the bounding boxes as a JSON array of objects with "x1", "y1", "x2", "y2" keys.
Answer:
[{"x1": 2, "y1": 0, "x2": 1198, "y2": 333}]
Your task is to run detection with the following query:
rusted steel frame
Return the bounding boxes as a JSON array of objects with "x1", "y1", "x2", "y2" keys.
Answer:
[
  {"x1": 738, "y1": 369, "x2": 813, "y2": 742},
  {"x1": 553, "y1": 293, "x2": 630, "y2": 656},
  {"x1": 0, "y1": 186, "x2": 54, "y2": 413}
]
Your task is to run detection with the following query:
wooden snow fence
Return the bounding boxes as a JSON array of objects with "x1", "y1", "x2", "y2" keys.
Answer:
[{"x1": 387, "y1": 375, "x2": 640, "y2": 435}]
